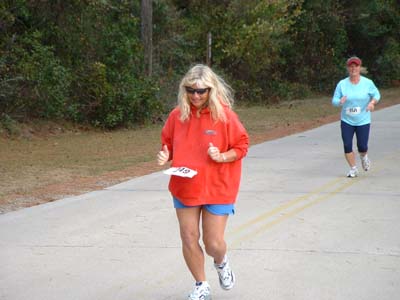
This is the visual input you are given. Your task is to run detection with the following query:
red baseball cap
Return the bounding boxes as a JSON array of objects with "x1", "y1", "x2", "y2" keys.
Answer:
[{"x1": 346, "y1": 56, "x2": 362, "y2": 66}]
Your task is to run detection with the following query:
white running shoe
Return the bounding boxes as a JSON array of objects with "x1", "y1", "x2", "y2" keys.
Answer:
[
  {"x1": 347, "y1": 166, "x2": 359, "y2": 178},
  {"x1": 214, "y1": 255, "x2": 235, "y2": 290},
  {"x1": 361, "y1": 156, "x2": 371, "y2": 171},
  {"x1": 188, "y1": 281, "x2": 211, "y2": 300}
]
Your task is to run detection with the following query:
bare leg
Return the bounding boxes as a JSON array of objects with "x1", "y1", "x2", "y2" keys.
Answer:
[
  {"x1": 201, "y1": 209, "x2": 229, "y2": 264},
  {"x1": 176, "y1": 207, "x2": 206, "y2": 282},
  {"x1": 344, "y1": 152, "x2": 356, "y2": 168},
  {"x1": 359, "y1": 151, "x2": 367, "y2": 158}
]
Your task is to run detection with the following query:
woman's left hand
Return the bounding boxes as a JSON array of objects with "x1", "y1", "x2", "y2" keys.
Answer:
[
  {"x1": 367, "y1": 101, "x2": 375, "y2": 112},
  {"x1": 208, "y1": 143, "x2": 222, "y2": 162}
]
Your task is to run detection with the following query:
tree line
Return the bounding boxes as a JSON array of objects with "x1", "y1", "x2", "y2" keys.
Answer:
[{"x1": 1, "y1": 0, "x2": 399, "y2": 128}]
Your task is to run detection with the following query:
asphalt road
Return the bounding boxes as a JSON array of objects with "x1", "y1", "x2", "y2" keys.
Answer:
[{"x1": 1, "y1": 105, "x2": 399, "y2": 300}]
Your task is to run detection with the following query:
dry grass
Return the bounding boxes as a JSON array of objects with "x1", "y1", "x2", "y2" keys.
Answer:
[
  {"x1": 0, "y1": 126, "x2": 162, "y2": 196},
  {"x1": 1, "y1": 87, "x2": 399, "y2": 213}
]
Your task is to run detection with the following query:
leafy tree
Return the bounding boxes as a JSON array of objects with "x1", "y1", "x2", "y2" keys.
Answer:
[
  {"x1": 171, "y1": 0, "x2": 305, "y2": 103},
  {"x1": 282, "y1": 0, "x2": 348, "y2": 93},
  {"x1": 1, "y1": 0, "x2": 163, "y2": 128},
  {"x1": 343, "y1": 0, "x2": 400, "y2": 86},
  {"x1": 1, "y1": 0, "x2": 399, "y2": 128},
  {"x1": 0, "y1": 1, "x2": 71, "y2": 119},
  {"x1": 216, "y1": 0, "x2": 304, "y2": 102}
]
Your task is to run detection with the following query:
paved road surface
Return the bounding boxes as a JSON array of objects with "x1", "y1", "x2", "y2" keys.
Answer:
[{"x1": 1, "y1": 105, "x2": 399, "y2": 300}]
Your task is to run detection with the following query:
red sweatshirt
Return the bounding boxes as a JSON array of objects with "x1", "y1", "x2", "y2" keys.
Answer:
[{"x1": 161, "y1": 105, "x2": 249, "y2": 206}]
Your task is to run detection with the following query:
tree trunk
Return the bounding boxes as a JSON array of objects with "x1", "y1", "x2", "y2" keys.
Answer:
[{"x1": 141, "y1": 0, "x2": 152, "y2": 77}]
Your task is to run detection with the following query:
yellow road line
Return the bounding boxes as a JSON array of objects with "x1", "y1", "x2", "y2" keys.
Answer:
[
  {"x1": 230, "y1": 177, "x2": 360, "y2": 247},
  {"x1": 228, "y1": 150, "x2": 400, "y2": 247},
  {"x1": 229, "y1": 177, "x2": 344, "y2": 236},
  {"x1": 227, "y1": 152, "x2": 398, "y2": 248}
]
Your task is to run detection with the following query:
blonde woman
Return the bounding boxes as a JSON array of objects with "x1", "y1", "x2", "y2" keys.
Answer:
[{"x1": 157, "y1": 64, "x2": 249, "y2": 300}]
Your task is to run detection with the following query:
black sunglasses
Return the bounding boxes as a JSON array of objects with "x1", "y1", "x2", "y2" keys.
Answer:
[{"x1": 185, "y1": 87, "x2": 210, "y2": 95}]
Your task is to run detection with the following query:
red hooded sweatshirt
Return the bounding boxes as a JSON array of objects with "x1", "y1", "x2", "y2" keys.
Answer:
[{"x1": 161, "y1": 105, "x2": 249, "y2": 206}]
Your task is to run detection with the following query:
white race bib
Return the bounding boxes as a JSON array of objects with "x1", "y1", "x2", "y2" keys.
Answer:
[
  {"x1": 163, "y1": 167, "x2": 198, "y2": 178},
  {"x1": 345, "y1": 106, "x2": 361, "y2": 116}
]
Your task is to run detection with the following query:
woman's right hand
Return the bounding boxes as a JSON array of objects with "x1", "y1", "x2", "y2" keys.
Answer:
[
  {"x1": 157, "y1": 145, "x2": 169, "y2": 166},
  {"x1": 340, "y1": 96, "x2": 347, "y2": 105}
]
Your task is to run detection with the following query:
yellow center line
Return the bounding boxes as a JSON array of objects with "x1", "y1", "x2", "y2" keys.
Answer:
[
  {"x1": 228, "y1": 177, "x2": 344, "y2": 236},
  {"x1": 227, "y1": 152, "x2": 398, "y2": 248},
  {"x1": 227, "y1": 150, "x2": 399, "y2": 247},
  {"x1": 230, "y1": 177, "x2": 360, "y2": 247}
]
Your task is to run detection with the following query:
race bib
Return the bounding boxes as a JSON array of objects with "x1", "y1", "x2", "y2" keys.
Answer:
[
  {"x1": 163, "y1": 167, "x2": 198, "y2": 178},
  {"x1": 345, "y1": 106, "x2": 361, "y2": 116}
]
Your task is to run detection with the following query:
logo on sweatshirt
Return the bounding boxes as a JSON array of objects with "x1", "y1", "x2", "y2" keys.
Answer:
[{"x1": 204, "y1": 129, "x2": 217, "y2": 135}]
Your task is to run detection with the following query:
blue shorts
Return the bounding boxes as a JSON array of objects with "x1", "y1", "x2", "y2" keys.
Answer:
[{"x1": 173, "y1": 196, "x2": 235, "y2": 216}]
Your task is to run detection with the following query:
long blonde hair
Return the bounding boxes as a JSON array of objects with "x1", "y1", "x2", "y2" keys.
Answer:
[{"x1": 177, "y1": 64, "x2": 234, "y2": 122}]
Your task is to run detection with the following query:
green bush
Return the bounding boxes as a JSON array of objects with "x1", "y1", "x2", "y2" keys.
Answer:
[
  {"x1": 0, "y1": 29, "x2": 71, "y2": 119},
  {"x1": 375, "y1": 38, "x2": 400, "y2": 87},
  {"x1": 0, "y1": 113, "x2": 20, "y2": 136},
  {"x1": 67, "y1": 62, "x2": 162, "y2": 129},
  {"x1": 20, "y1": 31, "x2": 71, "y2": 118}
]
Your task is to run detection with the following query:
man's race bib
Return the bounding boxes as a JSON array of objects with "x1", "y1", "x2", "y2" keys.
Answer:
[
  {"x1": 163, "y1": 167, "x2": 198, "y2": 178},
  {"x1": 345, "y1": 106, "x2": 361, "y2": 116}
]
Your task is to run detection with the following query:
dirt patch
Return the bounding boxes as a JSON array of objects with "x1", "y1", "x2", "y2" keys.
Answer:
[
  {"x1": 249, "y1": 114, "x2": 340, "y2": 144},
  {"x1": 0, "y1": 161, "x2": 165, "y2": 213}
]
